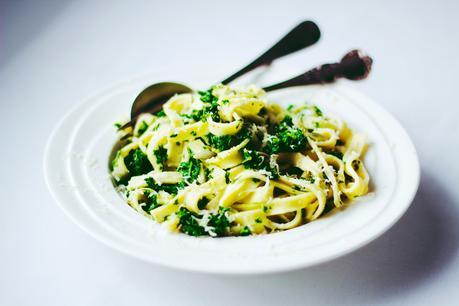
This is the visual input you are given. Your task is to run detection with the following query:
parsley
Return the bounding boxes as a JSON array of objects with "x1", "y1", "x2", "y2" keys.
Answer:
[
  {"x1": 225, "y1": 172, "x2": 230, "y2": 184},
  {"x1": 198, "y1": 88, "x2": 218, "y2": 104},
  {"x1": 145, "y1": 177, "x2": 185, "y2": 194},
  {"x1": 111, "y1": 150, "x2": 121, "y2": 170},
  {"x1": 197, "y1": 197, "x2": 210, "y2": 210},
  {"x1": 141, "y1": 192, "x2": 161, "y2": 212},
  {"x1": 153, "y1": 145, "x2": 168, "y2": 170},
  {"x1": 114, "y1": 123, "x2": 122, "y2": 129},
  {"x1": 170, "y1": 133, "x2": 178, "y2": 138},
  {"x1": 176, "y1": 207, "x2": 206, "y2": 236},
  {"x1": 255, "y1": 217, "x2": 262, "y2": 223},
  {"x1": 206, "y1": 134, "x2": 233, "y2": 151},
  {"x1": 176, "y1": 206, "x2": 230, "y2": 237},
  {"x1": 156, "y1": 110, "x2": 166, "y2": 117},
  {"x1": 206, "y1": 124, "x2": 253, "y2": 152},
  {"x1": 124, "y1": 149, "x2": 153, "y2": 176},
  {"x1": 137, "y1": 121, "x2": 148, "y2": 135},
  {"x1": 241, "y1": 148, "x2": 278, "y2": 179},
  {"x1": 313, "y1": 106, "x2": 323, "y2": 116},
  {"x1": 240, "y1": 226, "x2": 251, "y2": 236},
  {"x1": 222, "y1": 99, "x2": 230, "y2": 104},
  {"x1": 204, "y1": 168, "x2": 213, "y2": 180},
  {"x1": 177, "y1": 152, "x2": 202, "y2": 183},
  {"x1": 264, "y1": 116, "x2": 307, "y2": 154},
  {"x1": 208, "y1": 207, "x2": 230, "y2": 236},
  {"x1": 181, "y1": 109, "x2": 206, "y2": 122}
]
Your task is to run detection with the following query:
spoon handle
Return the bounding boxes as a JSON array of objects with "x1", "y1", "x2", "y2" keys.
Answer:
[
  {"x1": 221, "y1": 21, "x2": 320, "y2": 85},
  {"x1": 263, "y1": 50, "x2": 373, "y2": 92}
]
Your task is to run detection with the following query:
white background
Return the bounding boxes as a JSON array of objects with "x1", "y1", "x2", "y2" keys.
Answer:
[{"x1": 1, "y1": 0, "x2": 459, "y2": 305}]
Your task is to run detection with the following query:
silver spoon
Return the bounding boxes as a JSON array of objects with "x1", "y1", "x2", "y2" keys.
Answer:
[{"x1": 120, "y1": 21, "x2": 321, "y2": 129}]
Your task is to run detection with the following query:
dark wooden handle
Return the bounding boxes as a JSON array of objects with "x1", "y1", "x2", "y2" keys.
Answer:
[
  {"x1": 221, "y1": 21, "x2": 321, "y2": 84},
  {"x1": 263, "y1": 50, "x2": 373, "y2": 92}
]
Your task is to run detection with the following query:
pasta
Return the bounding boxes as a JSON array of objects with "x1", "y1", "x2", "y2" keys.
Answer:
[{"x1": 111, "y1": 84, "x2": 370, "y2": 237}]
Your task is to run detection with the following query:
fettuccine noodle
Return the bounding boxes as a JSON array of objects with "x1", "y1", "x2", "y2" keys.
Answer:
[{"x1": 111, "y1": 84, "x2": 370, "y2": 237}]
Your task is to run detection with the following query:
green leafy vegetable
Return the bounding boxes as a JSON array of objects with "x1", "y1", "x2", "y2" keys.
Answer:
[
  {"x1": 264, "y1": 116, "x2": 307, "y2": 154},
  {"x1": 239, "y1": 226, "x2": 251, "y2": 236},
  {"x1": 137, "y1": 121, "x2": 148, "y2": 135},
  {"x1": 241, "y1": 148, "x2": 278, "y2": 179},
  {"x1": 177, "y1": 152, "x2": 202, "y2": 183},
  {"x1": 141, "y1": 192, "x2": 161, "y2": 212},
  {"x1": 153, "y1": 145, "x2": 168, "y2": 170},
  {"x1": 155, "y1": 110, "x2": 166, "y2": 117},
  {"x1": 207, "y1": 207, "x2": 230, "y2": 236},
  {"x1": 313, "y1": 106, "x2": 323, "y2": 116},
  {"x1": 176, "y1": 207, "x2": 206, "y2": 236},
  {"x1": 198, "y1": 88, "x2": 218, "y2": 104},
  {"x1": 145, "y1": 177, "x2": 184, "y2": 194},
  {"x1": 197, "y1": 197, "x2": 210, "y2": 210},
  {"x1": 124, "y1": 149, "x2": 153, "y2": 176},
  {"x1": 206, "y1": 134, "x2": 233, "y2": 151}
]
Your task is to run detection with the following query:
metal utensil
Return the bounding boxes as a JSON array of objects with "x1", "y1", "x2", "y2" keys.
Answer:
[{"x1": 121, "y1": 21, "x2": 321, "y2": 129}]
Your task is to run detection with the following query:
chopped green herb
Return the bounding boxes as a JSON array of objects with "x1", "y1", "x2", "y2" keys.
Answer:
[
  {"x1": 114, "y1": 123, "x2": 122, "y2": 129},
  {"x1": 198, "y1": 88, "x2": 218, "y2": 104},
  {"x1": 240, "y1": 226, "x2": 251, "y2": 236},
  {"x1": 313, "y1": 106, "x2": 323, "y2": 116},
  {"x1": 156, "y1": 110, "x2": 166, "y2": 117},
  {"x1": 153, "y1": 145, "x2": 168, "y2": 170},
  {"x1": 264, "y1": 116, "x2": 307, "y2": 154},
  {"x1": 145, "y1": 177, "x2": 185, "y2": 194},
  {"x1": 176, "y1": 206, "x2": 230, "y2": 237},
  {"x1": 255, "y1": 217, "x2": 262, "y2": 223},
  {"x1": 204, "y1": 168, "x2": 213, "y2": 180},
  {"x1": 124, "y1": 149, "x2": 153, "y2": 176},
  {"x1": 111, "y1": 150, "x2": 122, "y2": 170},
  {"x1": 207, "y1": 207, "x2": 230, "y2": 236},
  {"x1": 141, "y1": 192, "x2": 161, "y2": 212},
  {"x1": 206, "y1": 134, "x2": 233, "y2": 151},
  {"x1": 225, "y1": 172, "x2": 230, "y2": 184},
  {"x1": 197, "y1": 197, "x2": 210, "y2": 210},
  {"x1": 176, "y1": 207, "x2": 206, "y2": 236},
  {"x1": 177, "y1": 152, "x2": 202, "y2": 183},
  {"x1": 241, "y1": 148, "x2": 278, "y2": 179},
  {"x1": 137, "y1": 121, "x2": 148, "y2": 135}
]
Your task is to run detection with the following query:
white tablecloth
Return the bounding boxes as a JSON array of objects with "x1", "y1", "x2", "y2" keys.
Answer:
[{"x1": 1, "y1": 0, "x2": 458, "y2": 305}]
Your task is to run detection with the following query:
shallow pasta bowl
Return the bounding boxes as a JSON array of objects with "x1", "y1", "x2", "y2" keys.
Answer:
[{"x1": 43, "y1": 69, "x2": 420, "y2": 275}]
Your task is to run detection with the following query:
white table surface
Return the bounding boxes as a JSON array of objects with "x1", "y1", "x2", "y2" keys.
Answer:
[{"x1": 1, "y1": 0, "x2": 459, "y2": 305}]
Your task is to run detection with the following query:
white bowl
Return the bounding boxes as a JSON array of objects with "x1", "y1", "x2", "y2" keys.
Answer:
[{"x1": 43, "y1": 73, "x2": 420, "y2": 275}]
